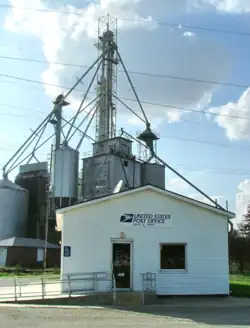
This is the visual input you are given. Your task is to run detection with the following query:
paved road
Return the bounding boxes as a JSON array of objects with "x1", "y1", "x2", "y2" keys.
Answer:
[{"x1": 0, "y1": 306, "x2": 250, "y2": 327}]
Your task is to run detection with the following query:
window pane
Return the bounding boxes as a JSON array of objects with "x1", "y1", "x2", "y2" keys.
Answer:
[{"x1": 160, "y1": 244, "x2": 186, "y2": 269}]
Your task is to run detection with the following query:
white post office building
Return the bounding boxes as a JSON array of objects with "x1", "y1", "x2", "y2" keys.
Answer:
[{"x1": 56, "y1": 184, "x2": 235, "y2": 295}]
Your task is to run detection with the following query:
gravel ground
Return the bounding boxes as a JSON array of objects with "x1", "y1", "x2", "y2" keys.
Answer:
[{"x1": 0, "y1": 305, "x2": 250, "y2": 327}]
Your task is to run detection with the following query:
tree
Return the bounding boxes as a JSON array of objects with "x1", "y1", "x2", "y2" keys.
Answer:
[
  {"x1": 239, "y1": 205, "x2": 250, "y2": 238},
  {"x1": 229, "y1": 230, "x2": 249, "y2": 274}
]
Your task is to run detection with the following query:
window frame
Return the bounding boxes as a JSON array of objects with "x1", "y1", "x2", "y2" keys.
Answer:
[{"x1": 159, "y1": 243, "x2": 187, "y2": 272}]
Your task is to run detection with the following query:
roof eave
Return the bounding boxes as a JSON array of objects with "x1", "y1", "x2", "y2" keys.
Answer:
[{"x1": 56, "y1": 184, "x2": 235, "y2": 218}]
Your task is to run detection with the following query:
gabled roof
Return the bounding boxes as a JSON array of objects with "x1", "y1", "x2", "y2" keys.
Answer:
[
  {"x1": 56, "y1": 184, "x2": 235, "y2": 218},
  {"x1": 0, "y1": 237, "x2": 60, "y2": 249}
]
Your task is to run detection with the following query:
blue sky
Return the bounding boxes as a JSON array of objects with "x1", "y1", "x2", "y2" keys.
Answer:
[{"x1": 1, "y1": 0, "x2": 250, "y2": 219}]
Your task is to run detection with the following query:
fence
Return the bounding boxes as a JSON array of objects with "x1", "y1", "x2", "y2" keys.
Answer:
[
  {"x1": 140, "y1": 272, "x2": 156, "y2": 305},
  {"x1": 0, "y1": 272, "x2": 116, "y2": 303}
]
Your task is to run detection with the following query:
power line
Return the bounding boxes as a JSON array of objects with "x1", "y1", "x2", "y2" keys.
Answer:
[
  {"x1": 0, "y1": 111, "x2": 42, "y2": 119},
  {"x1": 0, "y1": 88, "x2": 217, "y2": 128},
  {"x1": 123, "y1": 97, "x2": 248, "y2": 121},
  {"x1": 2, "y1": 4, "x2": 250, "y2": 37},
  {"x1": 0, "y1": 72, "x2": 249, "y2": 121},
  {"x1": 176, "y1": 167, "x2": 250, "y2": 176},
  {"x1": 0, "y1": 140, "x2": 249, "y2": 169},
  {"x1": 0, "y1": 139, "x2": 249, "y2": 175},
  {"x1": 160, "y1": 134, "x2": 250, "y2": 151},
  {"x1": 175, "y1": 163, "x2": 250, "y2": 172},
  {"x1": 0, "y1": 103, "x2": 45, "y2": 118},
  {"x1": 0, "y1": 103, "x2": 249, "y2": 152},
  {"x1": 0, "y1": 102, "x2": 44, "y2": 114},
  {"x1": 0, "y1": 55, "x2": 248, "y2": 90},
  {"x1": 118, "y1": 17, "x2": 250, "y2": 38}
]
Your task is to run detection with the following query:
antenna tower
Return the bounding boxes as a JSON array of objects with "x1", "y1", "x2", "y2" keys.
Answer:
[{"x1": 95, "y1": 15, "x2": 118, "y2": 141}]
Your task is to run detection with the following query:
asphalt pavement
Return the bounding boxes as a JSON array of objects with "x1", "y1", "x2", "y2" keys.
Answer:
[{"x1": 0, "y1": 305, "x2": 250, "y2": 327}]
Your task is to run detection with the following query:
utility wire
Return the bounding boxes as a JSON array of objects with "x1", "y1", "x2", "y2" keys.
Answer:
[
  {"x1": 159, "y1": 135, "x2": 250, "y2": 151},
  {"x1": 117, "y1": 17, "x2": 250, "y2": 37},
  {"x1": 0, "y1": 94, "x2": 208, "y2": 127},
  {"x1": 0, "y1": 97, "x2": 222, "y2": 127},
  {"x1": 0, "y1": 54, "x2": 248, "y2": 90},
  {"x1": 0, "y1": 115, "x2": 249, "y2": 152},
  {"x1": 0, "y1": 141, "x2": 249, "y2": 175},
  {"x1": 0, "y1": 139, "x2": 250, "y2": 170},
  {"x1": 0, "y1": 102, "x2": 44, "y2": 115},
  {"x1": 0, "y1": 100, "x2": 240, "y2": 151},
  {"x1": 1, "y1": 4, "x2": 250, "y2": 37},
  {"x1": 0, "y1": 72, "x2": 249, "y2": 121},
  {"x1": 176, "y1": 168, "x2": 250, "y2": 176},
  {"x1": 175, "y1": 164, "x2": 250, "y2": 175}
]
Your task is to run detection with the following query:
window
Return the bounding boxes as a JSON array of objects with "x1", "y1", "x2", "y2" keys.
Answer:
[
  {"x1": 123, "y1": 160, "x2": 128, "y2": 167},
  {"x1": 160, "y1": 244, "x2": 186, "y2": 270},
  {"x1": 37, "y1": 248, "x2": 44, "y2": 262}
]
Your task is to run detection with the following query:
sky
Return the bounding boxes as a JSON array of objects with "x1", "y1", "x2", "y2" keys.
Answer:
[{"x1": 1, "y1": 0, "x2": 250, "y2": 224}]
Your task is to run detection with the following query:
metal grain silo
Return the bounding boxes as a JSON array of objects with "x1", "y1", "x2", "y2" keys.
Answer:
[
  {"x1": 15, "y1": 162, "x2": 49, "y2": 240},
  {"x1": 53, "y1": 145, "x2": 79, "y2": 208},
  {"x1": 141, "y1": 163, "x2": 165, "y2": 189},
  {"x1": 0, "y1": 179, "x2": 29, "y2": 240}
]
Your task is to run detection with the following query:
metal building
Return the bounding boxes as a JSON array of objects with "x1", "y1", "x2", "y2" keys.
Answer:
[
  {"x1": 0, "y1": 179, "x2": 29, "y2": 240},
  {"x1": 82, "y1": 137, "x2": 141, "y2": 200},
  {"x1": 141, "y1": 163, "x2": 165, "y2": 189}
]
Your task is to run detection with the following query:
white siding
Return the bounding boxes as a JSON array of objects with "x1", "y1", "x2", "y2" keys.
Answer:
[{"x1": 61, "y1": 189, "x2": 229, "y2": 295}]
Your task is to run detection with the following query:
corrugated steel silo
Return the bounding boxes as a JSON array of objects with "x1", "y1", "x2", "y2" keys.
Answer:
[
  {"x1": 53, "y1": 145, "x2": 79, "y2": 208},
  {"x1": 141, "y1": 163, "x2": 165, "y2": 189},
  {"x1": 0, "y1": 179, "x2": 29, "y2": 240},
  {"x1": 15, "y1": 162, "x2": 50, "y2": 239}
]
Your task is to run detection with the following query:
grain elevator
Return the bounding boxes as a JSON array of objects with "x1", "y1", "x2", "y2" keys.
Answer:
[{"x1": 0, "y1": 15, "x2": 226, "y2": 270}]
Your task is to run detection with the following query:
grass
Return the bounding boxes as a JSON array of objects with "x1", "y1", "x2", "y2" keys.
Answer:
[
  {"x1": 0, "y1": 267, "x2": 60, "y2": 278},
  {"x1": 230, "y1": 274, "x2": 250, "y2": 297}
]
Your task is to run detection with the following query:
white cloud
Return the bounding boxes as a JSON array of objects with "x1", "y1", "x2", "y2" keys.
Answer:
[
  {"x1": 190, "y1": 0, "x2": 250, "y2": 13},
  {"x1": 168, "y1": 177, "x2": 188, "y2": 190},
  {"x1": 183, "y1": 31, "x2": 196, "y2": 37},
  {"x1": 209, "y1": 88, "x2": 250, "y2": 140},
  {"x1": 5, "y1": 0, "x2": 155, "y2": 97},
  {"x1": 135, "y1": 0, "x2": 250, "y2": 15},
  {"x1": 236, "y1": 179, "x2": 250, "y2": 220},
  {"x1": 238, "y1": 179, "x2": 250, "y2": 193},
  {"x1": 4, "y1": 0, "x2": 231, "y2": 124}
]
